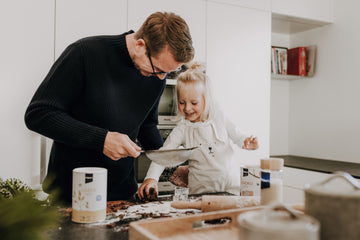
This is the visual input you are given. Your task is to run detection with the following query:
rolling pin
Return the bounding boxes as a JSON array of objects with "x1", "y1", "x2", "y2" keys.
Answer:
[{"x1": 171, "y1": 195, "x2": 260, "y2": 212}]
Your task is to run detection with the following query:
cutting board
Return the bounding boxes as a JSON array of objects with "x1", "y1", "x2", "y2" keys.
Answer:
[{"x1": 129, "y1": 204, "x2": 304, "y2": 240}]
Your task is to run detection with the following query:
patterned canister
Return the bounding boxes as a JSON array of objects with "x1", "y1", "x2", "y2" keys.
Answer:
[{"x1": 72, "y1": 167, "x2": 107, "y2": 223}]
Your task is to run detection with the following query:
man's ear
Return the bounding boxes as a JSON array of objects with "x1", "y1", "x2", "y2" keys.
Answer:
[
  {"x1": 133, "y1": 39, "x2": 147, "y2": 58},
  {"x1": 134, "y1": 38, "x2": 146, "y2": 51}
]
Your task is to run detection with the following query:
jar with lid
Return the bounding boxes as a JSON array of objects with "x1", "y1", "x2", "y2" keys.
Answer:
[
  {"x1": 260, "y1": 158, "x2": 284, "y2": 205},
  {"x1": 237, "y1": 203, "x2": 320, "y2": 240}
]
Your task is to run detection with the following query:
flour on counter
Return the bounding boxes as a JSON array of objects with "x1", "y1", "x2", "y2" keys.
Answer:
[{"x1": 88, "y1": 200, "x2": 201, "y2": 229}]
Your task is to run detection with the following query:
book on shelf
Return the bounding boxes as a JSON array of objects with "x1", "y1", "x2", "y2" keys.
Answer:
[
  {"x1": 306, "y1": 45, "x2": 317, "y2": 77},
  {"x1": 287, "y1": 47, "x2": 307, "y2": 76},
  {"x1": 271, "y1": 46, "x2": 287, "y2": 75}
]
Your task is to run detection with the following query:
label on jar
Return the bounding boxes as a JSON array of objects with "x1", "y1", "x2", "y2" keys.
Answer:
[
  {"x1": 240, "y1": 167, "x2": 260, "y2": 196},
  {"x1": 261, "y1": 171, "x2": 270, "y2": 189}
]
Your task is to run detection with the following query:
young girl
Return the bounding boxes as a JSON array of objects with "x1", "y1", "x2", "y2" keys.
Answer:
[{"x1": 138, "y1": 62, "x2": 258, "y2": 199}]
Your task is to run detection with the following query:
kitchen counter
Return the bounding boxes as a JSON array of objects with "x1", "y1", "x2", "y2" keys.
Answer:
[
  {"x1": 45, "y1": 214, "x2": 128, "y2": 240},
  {"x1": 271, "y1": 155, "x2": 360, "y2": 178},
  {"x1": 44, "y1": 192, "x2": 231, "y2": 240},
  {"x1": 45, "y1": 194, "x2": 174, "y2": 240}
]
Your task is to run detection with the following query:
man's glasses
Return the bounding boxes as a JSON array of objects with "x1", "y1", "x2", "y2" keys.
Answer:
[
  {"x1": 147, "y1": 51, "x2": 168, "y2": 76},
  {"x1": 146, "y1": 45, "x2": 181, "y2": 76}
]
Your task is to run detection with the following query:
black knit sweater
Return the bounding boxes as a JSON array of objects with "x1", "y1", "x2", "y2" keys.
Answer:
[{"x1": 25, "y1": 31, "x2": 165, "y2": 202}]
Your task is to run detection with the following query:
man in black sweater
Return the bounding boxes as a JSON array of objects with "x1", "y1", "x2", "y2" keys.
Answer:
[{"x1": 24, "y1": 12, "x2": 194, "y2": 203}]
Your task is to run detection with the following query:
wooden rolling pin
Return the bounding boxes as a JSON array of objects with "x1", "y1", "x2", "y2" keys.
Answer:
[{"x1": 171, "y1": 195, "x2": 260, "y2": 212}]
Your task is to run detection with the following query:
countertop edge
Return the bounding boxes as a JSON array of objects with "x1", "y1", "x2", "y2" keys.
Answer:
[{"x1": 270, "y1": 155, "x2": 360, "y2": 179}]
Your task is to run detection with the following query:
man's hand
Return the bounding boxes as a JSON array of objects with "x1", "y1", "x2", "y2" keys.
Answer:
[
  {"x1": 170, "y1": 165, "x2": 189, "y2": 187},
  {"x1": 138, "y1": 178, "x2": 158, "y2": 201},
  {"x1": 103, "y1": 131, "x2": 141, "y2": 160}
]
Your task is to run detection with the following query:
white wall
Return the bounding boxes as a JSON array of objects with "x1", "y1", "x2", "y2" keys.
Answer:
[
  {"x1": 0, "y1": 0, "x2": 54, "y2": 185},
  {"x1": 270, "y1": 0, "x2": 360, "y2": 163},
  {"x1": 55, "y1": 0, "x2": 128, "y2": 58}
]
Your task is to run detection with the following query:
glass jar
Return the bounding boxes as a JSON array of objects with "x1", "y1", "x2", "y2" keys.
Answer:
[{"x1": 260, "y1": 158, "x2": 284, "y2": 205}]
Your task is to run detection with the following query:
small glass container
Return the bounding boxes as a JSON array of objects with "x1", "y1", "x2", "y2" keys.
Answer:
[
  {"x1": 260, "y1": 158, "x2": 284, "y2": 205},
  {"x1": 173, "y1": 186, "x2": 189, "y2": 201}
]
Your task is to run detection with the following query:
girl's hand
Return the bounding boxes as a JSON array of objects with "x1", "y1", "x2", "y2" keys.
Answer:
[
  {"x1": 138, "y1": 178, "x2": 158, "y2": 201},
  {"x1": 242, "y1": 136, "x2": 258, "y2": 150},
  {"x1": 170, "y1": 165, "x2": 189, "y2": 187}
]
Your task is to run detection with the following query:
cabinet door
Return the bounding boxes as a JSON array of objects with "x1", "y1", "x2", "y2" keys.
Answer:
[
  {"x1": 283, "y1": 167, "x2": 330, "y2": 190},
  {"x1": 0, "y1": 0, "x2": 54, "y2": 185},
  {"x1": 128, "y1": 0, "x2": 206, "y2": 62},
  {"x1": 282, "y1": 167, "x2": 329, "y2": 204},
  {"x1": 283, "y1": 185, "x2": 304, "y2": 204},
  {"x1": 272, "y1": 0, "x2": 333, "y2": 23},
  {"x1": 206, "y1": 2, "x2": 271, "y2": 165},
  {"x1": 283, "y1": 167, "x2": 360, "y2": 204},
  {"x1": 208, "y1": 0, "x2": 271, "y2": 11},
  {"x1": 55, "y1": 0, "x2": 127, "y2": 57}
]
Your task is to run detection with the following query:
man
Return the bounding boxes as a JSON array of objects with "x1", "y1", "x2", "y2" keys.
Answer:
[{"x1": 25, "y1": 12, "x2": 194, "y2": 203}]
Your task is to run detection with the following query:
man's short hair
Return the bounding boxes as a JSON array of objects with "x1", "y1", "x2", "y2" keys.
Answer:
[{"x1": 135, "y1": 12, "x2": 195, "y2": 63}]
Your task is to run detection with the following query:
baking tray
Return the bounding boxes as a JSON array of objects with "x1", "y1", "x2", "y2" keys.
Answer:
[{"x1": 129, "y1": 204, "x2": 304, "y2": 240}]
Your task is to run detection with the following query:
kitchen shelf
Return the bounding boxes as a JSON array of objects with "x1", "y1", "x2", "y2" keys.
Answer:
[
  {"x1": 272, "y1": 13, "x2": 332, "y2": 34},
  {"x1": 271, "y1": 73, "x2": 306, "y2": 80}
]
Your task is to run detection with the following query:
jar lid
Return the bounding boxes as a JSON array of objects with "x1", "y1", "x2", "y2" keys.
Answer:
[
  {"x1": 305, "y1": 171, "x2": 360, "y2": 197},
  {"x1": 261, "y1": 158, "x2": 284, "y2": 170},
  {"x1": 238, "y1": 204, "x2": 319, "y2": 234}
]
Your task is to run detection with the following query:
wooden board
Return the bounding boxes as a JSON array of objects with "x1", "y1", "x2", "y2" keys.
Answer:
[{"x1": 129, "y1": 204, "x2": 304, "y2": 240}]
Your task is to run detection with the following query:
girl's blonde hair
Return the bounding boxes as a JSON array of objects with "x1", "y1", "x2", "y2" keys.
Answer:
[{"x1": 176, "y1": 62, "x2": 214, "y2": 122}]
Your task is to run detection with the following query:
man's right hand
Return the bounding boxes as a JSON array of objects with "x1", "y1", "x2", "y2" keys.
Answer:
[{"x1": 103, "y1": 131, "x2": 141, "y2": 160}]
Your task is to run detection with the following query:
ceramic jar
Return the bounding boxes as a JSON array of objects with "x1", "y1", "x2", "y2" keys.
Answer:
[
  {"x1": 238, "y1": 203, "x2": 319, "y2": 240},
  {"x1": 305, "y1": 171, "x2": 360, "y2": 240}
]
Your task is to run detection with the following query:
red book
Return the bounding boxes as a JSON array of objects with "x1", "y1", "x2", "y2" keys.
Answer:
[{"x1": 287, "y1": 47, "x2": 307, "y2": 76}]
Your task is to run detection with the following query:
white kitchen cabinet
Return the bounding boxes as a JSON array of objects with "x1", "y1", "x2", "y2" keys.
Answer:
[
  {"x1": 272, "y1": 0, "x2": 333, "y2": 23},
  {"x1": 283, "y1": 167, "x2": 329, "y2": 189},
  {"x1": 127, "y1": 0, "x2": 206, "y2": 63},
  {"x1": 283, "y1": 167, "x2": 329, "y2": 204},
  {"x1": 283, "y1": 167, "x2": 360, "y2": 204},
  {"x1": 283, "y1": 185, "x2": 304, "y2": 204},
  {"x1": 283, "y1": 168, "x2": 329, "y2": 204},
  {"x1": 0, "y1": 0, "x2": 54, "y2": 185},
  {"x1": 206, "y1": 2, "x2": 271, "y2": 165},
  {"x1": 55, "y1": 0, "x2": 127, "y2": 57},
  {"x1": 207, "y1": 0, "x2": 271, "y2": 11},
  {"x1": 272, "y1": 0, "x2": 333, "y2": 35}
]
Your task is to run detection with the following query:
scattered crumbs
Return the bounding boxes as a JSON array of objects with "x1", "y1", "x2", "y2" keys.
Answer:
[
  {"x1": 59, "y1": 200, "x2": 201, "y2": 232},
  {"x1": 89, "y1": 201, "x2": 201, "y2": 231}
]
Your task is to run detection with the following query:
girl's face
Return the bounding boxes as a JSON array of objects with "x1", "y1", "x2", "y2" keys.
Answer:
[{"x1": 177, "y1": 83, "x2": 205, "y2": 123}]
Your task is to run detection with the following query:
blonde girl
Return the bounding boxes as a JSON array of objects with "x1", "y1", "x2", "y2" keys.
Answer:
[{"x1": 138, "y1": 62, "x2": 258, "y2": 199}]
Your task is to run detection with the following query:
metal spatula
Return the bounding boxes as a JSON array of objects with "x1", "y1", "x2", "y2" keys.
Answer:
[{"x1": 141, "y1": 146, "x2": 198, "y2": 167}]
